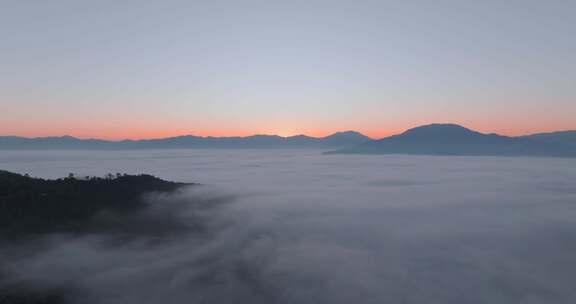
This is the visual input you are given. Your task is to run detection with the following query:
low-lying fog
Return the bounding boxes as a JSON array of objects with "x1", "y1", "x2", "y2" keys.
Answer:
[{"x1": 1, "y1": 149, "x2": 576, "y2": 303}]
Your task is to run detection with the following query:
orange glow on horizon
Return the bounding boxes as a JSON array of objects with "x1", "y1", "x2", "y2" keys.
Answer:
[
  {"x1": 2, "y1": 116, "x2": 576, "y2": 141},
  {"x1": 3, "y1": 123, "x2": 576, "y2": 141}
]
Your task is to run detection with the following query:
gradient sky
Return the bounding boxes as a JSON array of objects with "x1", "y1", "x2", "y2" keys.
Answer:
[{"x1": 1, "y1": 0, "x2": 575, "y2": 139}]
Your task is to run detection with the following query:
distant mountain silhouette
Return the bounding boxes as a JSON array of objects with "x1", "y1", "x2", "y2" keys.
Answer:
[
  {"x1": 328, "y1": 124, "x2": 576, "y2": 157},
  {"x1": 0, "y1": 135, "x2": 111, "y2": 149},
  {"x1": 0, "y1": 132, "x2": 371, "y2": 150},
  {"x1": 3, "y1": 126, "x2": 576, "y2": 157},
  {"x1": 321, "y1": 131, "x2": 370, "y2": 146},
  {"x1": 521, "y1": 130, "x2": 576, "y2": 147}
]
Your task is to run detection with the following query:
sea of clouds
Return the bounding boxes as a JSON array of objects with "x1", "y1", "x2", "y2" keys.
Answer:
[{"x1": 1, "y1": 149, "x2": 576, "y2": 303}]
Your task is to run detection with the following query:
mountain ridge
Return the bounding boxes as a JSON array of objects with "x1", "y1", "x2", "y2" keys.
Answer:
[
  {"x1": 520, "y1": 130, "x2": 576, "y2": 147},
  {"x1": 2, "y1": 124, "x2": 576, "y2": 156},
  {"x1": 0, "y1": 131, "x2": 372, "y2": 150},
  {"x1": 328, "y1": 124, "x2": 576, "y2": 157}
]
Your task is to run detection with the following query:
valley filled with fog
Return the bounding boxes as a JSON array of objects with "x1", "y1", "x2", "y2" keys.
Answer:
[{"x1": 1, "y1": 149, "x2": 576, "y2": 304}]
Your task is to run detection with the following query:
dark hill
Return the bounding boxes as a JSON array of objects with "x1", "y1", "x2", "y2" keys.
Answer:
[{"x1": 0, "y1": 170, "x2": 189, "y2": 239}]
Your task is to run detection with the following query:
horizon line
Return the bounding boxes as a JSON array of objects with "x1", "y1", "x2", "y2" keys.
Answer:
[
  {"x1": 1, "y1": 130, "x2": 373, "y2": 142},
  {"x1": 2, "y1": 123, "x2": 575, "y2": 142}
]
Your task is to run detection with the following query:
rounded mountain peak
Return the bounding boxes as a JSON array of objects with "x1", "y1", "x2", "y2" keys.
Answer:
[
  {"x1": 327, "y1": 130, "x2": 369, "y2": 139},
  {"x1": 400, "y1": 124, "x2": 480, "y2": 137}
]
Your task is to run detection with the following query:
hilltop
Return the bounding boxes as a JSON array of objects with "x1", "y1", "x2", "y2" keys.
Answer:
[{"x1": 0, "y1": 170, "x2": 190, "y2": 239}]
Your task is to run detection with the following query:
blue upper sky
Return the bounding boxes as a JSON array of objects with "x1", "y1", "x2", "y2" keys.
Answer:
[{"x1": 1, "y1": 0, "x2": 574, "y2": 139}]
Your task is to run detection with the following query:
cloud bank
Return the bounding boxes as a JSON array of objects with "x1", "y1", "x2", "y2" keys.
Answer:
[{"x1": 1, "y1": 150, "x2": 576, "y2": 303}]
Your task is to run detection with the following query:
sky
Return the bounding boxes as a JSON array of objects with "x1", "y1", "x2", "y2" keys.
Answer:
[{"x1": 1, "y1": 0, "x2": 575, "y2": 140}]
